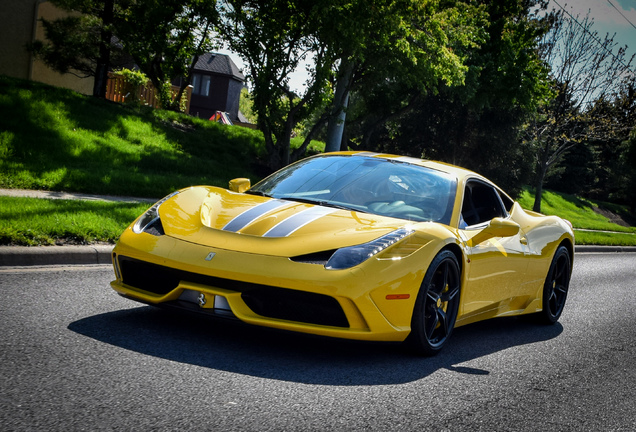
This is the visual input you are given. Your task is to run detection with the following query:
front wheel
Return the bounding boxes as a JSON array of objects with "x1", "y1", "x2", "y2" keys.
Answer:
[
  {"x1": 407, "y1": 250, "x2": 461, "y2": 356},
  {"x1": 537, "y1": 245, "x2": 571, "y2": 324}
]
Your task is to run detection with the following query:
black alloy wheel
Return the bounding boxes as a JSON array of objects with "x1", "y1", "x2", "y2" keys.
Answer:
[
  {"x1": 407, "y1": 250, "x2": 461, "y2": 356},
  {"x1": 538, "y1": 245, "x2": 571, "y2": 324}
]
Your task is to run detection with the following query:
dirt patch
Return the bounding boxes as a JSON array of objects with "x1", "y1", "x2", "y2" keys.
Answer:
[{"x1": 593, "y1": 206, "x2": 633, "y2": 228}]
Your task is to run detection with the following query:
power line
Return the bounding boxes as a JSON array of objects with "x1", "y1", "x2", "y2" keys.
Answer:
[
  {"x1": 607, "y1": 0, "x2": 636, "y2": 32},
  {"x1": 551, "y1": 0, "x2": 634, "y2": 74}
]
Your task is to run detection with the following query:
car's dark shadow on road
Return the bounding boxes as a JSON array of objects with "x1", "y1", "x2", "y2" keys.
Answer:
[{"x1": 68, "y1": 306, "x2": 563, "y2": 385}]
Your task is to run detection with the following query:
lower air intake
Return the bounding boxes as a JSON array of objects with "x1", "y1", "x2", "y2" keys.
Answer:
[{"x1": 117, "y1": 256, "x2": 349, "y2": 328}]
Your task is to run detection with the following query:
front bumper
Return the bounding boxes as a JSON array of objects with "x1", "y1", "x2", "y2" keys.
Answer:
[{"x1": 110, "y1": 230, "x2": 429, "y2": 342}]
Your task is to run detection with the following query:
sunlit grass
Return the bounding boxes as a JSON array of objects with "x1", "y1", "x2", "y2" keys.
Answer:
[
  {"x1": 574, "y1": 230, "x2": 636, "y2": 246},
  {"x1": 0, "y1": 196, "x2": 149, "y2": 246},
  {"x1": 518, "y1": 189, "x2": 635, "y2": 233},
  {"x1": 0, "y1": 75, "x2": 267, "y2": 198}
]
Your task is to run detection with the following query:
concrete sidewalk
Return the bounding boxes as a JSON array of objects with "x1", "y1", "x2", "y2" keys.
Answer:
[{"x1": 0, "y1": 188, "x2": 156, "y2": 203}]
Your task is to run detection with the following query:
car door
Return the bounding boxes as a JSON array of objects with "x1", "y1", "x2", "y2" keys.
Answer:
[{"x1": 458, "y1": 180, "x2": 528, "y2": 321}]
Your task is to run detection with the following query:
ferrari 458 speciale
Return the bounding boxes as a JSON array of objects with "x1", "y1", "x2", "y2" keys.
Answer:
[{"x1": 110, "y1": 151, "x2": 574, "y2": 355}]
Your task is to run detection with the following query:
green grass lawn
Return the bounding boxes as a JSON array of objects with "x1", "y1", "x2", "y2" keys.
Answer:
[{"x1": 0, "y1": 196, "x2": 149, "y2": 246}]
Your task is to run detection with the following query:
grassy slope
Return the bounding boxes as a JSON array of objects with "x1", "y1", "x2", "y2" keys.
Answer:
[
  {"x1": 0, "y1": 75, "x2": 265, "y2": 198},
  {"x1": 517, "y1": 190, "x2": 636, "y2": 246}
]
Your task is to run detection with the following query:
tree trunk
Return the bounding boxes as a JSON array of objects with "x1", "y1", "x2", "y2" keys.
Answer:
[
  {"x1": 533, "y1": 165, "x2": 547, "y2": 213},
  {"x1": 93, "y1": 0, "x2": 114, "y2": 98},
  {"x1": 325, "y1": 60, "x2": 354, "y2": 152}
]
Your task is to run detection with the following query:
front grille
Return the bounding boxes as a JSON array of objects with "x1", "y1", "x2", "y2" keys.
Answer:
[
  {"x1": 117, "y1": 256, "x2": 349, "y2": 328},
  {"x1": 242, "y1": 288, "x2": 349, "y2": 327}
]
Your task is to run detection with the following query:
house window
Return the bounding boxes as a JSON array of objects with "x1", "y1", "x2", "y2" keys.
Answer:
[{"x1": 192, "y1": 73, "x2": 211, "y2": 96}]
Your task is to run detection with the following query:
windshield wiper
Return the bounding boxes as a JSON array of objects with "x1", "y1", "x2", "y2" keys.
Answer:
[
  {"x1": 279, "y1": 196, "x2": 358, "y2": 212},
  {"x1": 245, "y1": 190, "x2": 271, "y2": 197}
]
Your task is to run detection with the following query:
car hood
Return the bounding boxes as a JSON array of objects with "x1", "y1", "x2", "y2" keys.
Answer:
[{"x1": 157, "y1": 186, "x2": 427, "y2": 257}]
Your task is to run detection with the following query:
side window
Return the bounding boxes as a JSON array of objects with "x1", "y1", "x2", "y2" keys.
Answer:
[
  {"x1": 460, "y1": 181, "x2": 506, "y2": 228},
  {"x1": 498, "y1": 190, "x2": 514, "y2": 213}
]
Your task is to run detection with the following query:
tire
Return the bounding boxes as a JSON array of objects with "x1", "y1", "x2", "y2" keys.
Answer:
[
  {"x1": 407, "y1": 250, "x2": 461, "y2": 356},
  {"x1": 537, "y1": 245, "x2": 571, "y2": 324}
]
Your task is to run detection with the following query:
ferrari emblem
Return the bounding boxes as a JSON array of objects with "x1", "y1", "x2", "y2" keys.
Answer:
[
  {"x1": 205, "y1": 252, "x2": 216, "y2": 261},
  {"x1": 198, "y1": 293, "x2": 207, "y2": 306}
]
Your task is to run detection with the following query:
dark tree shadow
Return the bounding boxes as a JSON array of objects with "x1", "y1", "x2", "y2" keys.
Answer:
[{"x1": 69, "y1": 306, "x2": 563, "y2": 386}]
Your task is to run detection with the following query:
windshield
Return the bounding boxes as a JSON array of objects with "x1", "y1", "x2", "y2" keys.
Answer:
[{"x1": 249, "y1": 155, "x2": 457, "y2": 224}]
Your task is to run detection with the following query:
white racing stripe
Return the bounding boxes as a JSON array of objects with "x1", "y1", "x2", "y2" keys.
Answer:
[
  {"x1": 222, "y1": 200, "x2": 289, "y2": 232},
  {"x1": 263, "y1": 206, "x2": 338, "y2": 238}
]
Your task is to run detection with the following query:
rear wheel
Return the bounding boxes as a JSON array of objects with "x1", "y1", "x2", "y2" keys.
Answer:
[
  {"x1": 407, "y1": 250, "x2": 461, "y2": 356},
  {"x1": 537, "y1": 245, "x2": 571, "y2": 324}
]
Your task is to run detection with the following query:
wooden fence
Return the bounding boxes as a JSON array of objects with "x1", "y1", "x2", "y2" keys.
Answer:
[{"x1": 105, "y1": 72, "x2": 192, "y2": 113}]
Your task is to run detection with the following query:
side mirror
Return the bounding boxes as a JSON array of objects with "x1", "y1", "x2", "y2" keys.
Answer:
[
  {"x1": 229, "y1": 178, "x2": 251, "y2": 193},
  {"x1": 467, "y1": 217, "x2": 520, "y2": 247}
]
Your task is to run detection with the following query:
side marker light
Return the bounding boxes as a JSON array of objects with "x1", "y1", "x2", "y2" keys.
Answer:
[{"x1": 386, "y1": 294, "x2": 410, "y2": 300}]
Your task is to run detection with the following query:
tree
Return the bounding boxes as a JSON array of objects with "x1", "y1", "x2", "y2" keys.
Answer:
[
  {"x1": 526, "y1": 8, "x2": 634, "y2": 212},
  {"x1": 346, "y1": 0, "x2": 554, "y2": 196},
  {"x1": 28, "y1": 0, "x2": 117, "y2": 98},
  {"x1": 114, "y1": 0, "x2": 218, "y2": 110},
  {"x1": 28, "y1": 0, "x2": 218, "y2": 108},
  {"x1": 218, "y1": 0, "x2": 335, "y2": 169},
  {"x1": 321, "y1": 0, "x2": 488, "y2": 153},
  {"x1": 217, "y1": 0, "x2": 487, "y2": 170},
  {"x1": 552, "y1": 78, "x2": 636, "y2": 205}
]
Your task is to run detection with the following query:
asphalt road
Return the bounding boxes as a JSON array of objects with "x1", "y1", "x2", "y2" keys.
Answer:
[{"x1": 1, "y1": 253, "x2": 635, "y2": 431}]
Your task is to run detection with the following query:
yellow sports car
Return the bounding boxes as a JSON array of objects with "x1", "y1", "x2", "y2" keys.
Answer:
[{"x1": 110, "y1": 151, "x2": 574, "y2": 355}]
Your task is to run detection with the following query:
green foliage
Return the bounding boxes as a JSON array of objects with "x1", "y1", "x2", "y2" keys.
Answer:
[
  {"x1": 239, "y1": 88, "x2": 257, "y2": 124},
  {"x1": 115, "y1": 68, "x2": 148, "y2": 107},
  {"x1": 355, "y1": 0, "x2": 551, "y2": 196},
  {"x1": 218, "y1": 0, "x2": 487, "y2": 169},
  {"x1": 115, "y1": 0, "x2": 219, "y2": 110},
  {"x1": 28, "y1": 14, "x2": 104, "y2": 78},
  {"x1": 0, "y1": 76, "x2": 265, "y2": 197},
  {"x1": 117, "y1": 68, "x2": 147, "y2": 87},
  {"x1": 518, "y1": 188, "x2": 635, "y2": 245},
  {"x1": 30, "y1": 0, "x2": 218, "y2": 104},
  {"x1": 545, "y1": 80, "x2": 636, "y2": 208},
  {"x1": 524, "y1": 9, "x2": 635, "y2": 212},
  {"x1": 573, "y1": 231, "x2": 636, "y2": 247}
]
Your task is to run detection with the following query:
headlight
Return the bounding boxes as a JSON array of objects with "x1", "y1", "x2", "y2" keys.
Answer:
[
  {"x1": 132, "y1": 191, "x2": 180, "y2": 234},
  {"x1": 325, "y1": 228, "x2": 413, "y2": 270}
]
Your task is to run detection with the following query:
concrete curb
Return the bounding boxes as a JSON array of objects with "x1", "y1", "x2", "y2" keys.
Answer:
[
  {"x1": 0, "y1": 245, "x2": 114, "y2": 267},
  {"x1": 0, "y1": 244, "x2": 634, "y2": 267},
  {"x1": 574, "y1": 245, "x2": 636, "y2": 253}
]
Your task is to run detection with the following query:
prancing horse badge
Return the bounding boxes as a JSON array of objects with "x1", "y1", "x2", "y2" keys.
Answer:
[{"x1": 205, "y1": 252, "x2": 216, "y2": 261}]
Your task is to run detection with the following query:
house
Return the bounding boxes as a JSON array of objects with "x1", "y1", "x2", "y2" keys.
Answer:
[
  {"x1": 1, "y1": 0, "x2": 94, "y2": 95},
  {"x1": 183, "y1": 53, "x2": 246, "y2": 122}
]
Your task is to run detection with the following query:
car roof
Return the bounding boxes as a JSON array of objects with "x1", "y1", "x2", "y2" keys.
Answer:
[{"x1": 323, "y1": 151, "x2": 483, "y2": 183}]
